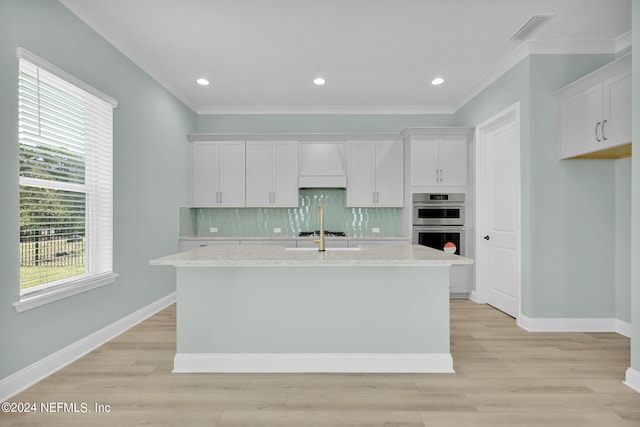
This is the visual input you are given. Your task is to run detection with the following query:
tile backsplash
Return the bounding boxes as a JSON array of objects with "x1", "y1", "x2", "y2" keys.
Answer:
[{"x1": 180, "y1": 189, "x2": 400, "y2": 238}]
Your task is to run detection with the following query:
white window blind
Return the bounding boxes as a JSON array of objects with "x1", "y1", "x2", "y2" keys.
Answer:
[{"x1": 18, "y1": 48, "x2": 117, "y2": 301}]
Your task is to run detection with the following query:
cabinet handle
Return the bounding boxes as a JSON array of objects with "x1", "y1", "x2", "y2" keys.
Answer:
[
  {"x1": 595, "y1": 122, "x2": 601, "y2": 142},
  {"x1": 272, "y1": 191, "x2": 276, "y2": 204},
  {"x1": 216, "y1": 191, "x2": 219, "y2": 204},
  {"x1": 602, "y1": 120, "x2": 608, "y2": 141},
  {"x1": 439, "y1": 169, "x2": 443, "y2": 182},
  {"x1": 376, "y1": 192, "x2": 379, "y2": 204},
  {"x1": 435, "y1": 169, "x2": 439, "y2": 182},
  {"x1": 219, "y1": 192, "x2": 222, "y2": 204}
]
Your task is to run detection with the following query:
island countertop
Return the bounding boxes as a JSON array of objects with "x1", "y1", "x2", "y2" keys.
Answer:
[{"x1": 150, "y1": 244, "x2": 473, "y2": 267}]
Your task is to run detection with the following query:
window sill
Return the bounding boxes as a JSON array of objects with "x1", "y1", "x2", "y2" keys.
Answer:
[{"x1": 13, "y1": 273, "x2": 119, "y2": 312}]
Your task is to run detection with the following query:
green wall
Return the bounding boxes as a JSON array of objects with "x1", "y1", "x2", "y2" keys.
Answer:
[
  {"x1": 615, "y1": 158, "x2": 632, "y2": 324},
  {"x1": 0, "y1": 0, "x2": 196, "y2": 380},
  {"x1": 528, "y1": 54, "x2": 618, "y2": 318},
  {"x1": 453, "y1": 53, "x2": 624, "y2": 319},
  {"x1": 631, "y1": 0, "x2": 640, "y2": 375}
]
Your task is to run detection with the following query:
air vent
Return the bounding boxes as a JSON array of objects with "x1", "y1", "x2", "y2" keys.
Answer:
[{"x1": 510, "y1": 15, "x2": 554, "y2": 40}]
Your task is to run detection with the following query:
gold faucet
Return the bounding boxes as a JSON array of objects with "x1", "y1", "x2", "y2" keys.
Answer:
[{"x1": 313, "y1": 205, "x2": 326, "y2": 251}]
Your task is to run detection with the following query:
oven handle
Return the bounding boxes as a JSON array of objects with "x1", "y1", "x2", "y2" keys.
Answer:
[
  {"x1": 413, "y1": 226, "x2": 466, "y2": 232},
  {"x1": 413, "y1": 203, "x2": 464, "y2": 209}
]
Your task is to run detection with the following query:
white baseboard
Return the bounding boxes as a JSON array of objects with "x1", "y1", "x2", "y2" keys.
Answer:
[
  {"x1": 173, "y1": 353, "x2": 454, "y2": 374},
  {"x1": 624, "y1": 367, "x2": 640, "y2": 394},
  {"x1": 468, "y1": 291, "x2": 485, "y2": 304},
  {"x1": 517, "y1": 314, "x2": 631, "y2": 337},
  {"x1": 0, "y1": 292, "x2": 176, "y2": 402},
  {"x1": 614, "y1": 319, "x2": 632, "y2": 338}
]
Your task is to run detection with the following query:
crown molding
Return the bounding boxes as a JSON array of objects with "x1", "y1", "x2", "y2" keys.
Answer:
[
  {"x1": 197, "y1": 105, "x2": 455, "y2": 115},
  {"x1": 615, "y1": 31, "x2": 632, "y2": 52},
  {"x1": 452, "y1": 37, "x2": 631, "y2": 113},
  {"x1": 527, "y1": 39, "x2": 616, "y2": 54},
  {"x1": 452, "y1": 41, "x2": 531, "y2": 112}
]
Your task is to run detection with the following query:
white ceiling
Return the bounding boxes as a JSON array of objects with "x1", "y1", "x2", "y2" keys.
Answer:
[{"x1": 59, "y1": 0, "x2": 631, "y2": 114}]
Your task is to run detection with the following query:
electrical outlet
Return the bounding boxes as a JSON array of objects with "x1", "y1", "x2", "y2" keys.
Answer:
[
  {"x1": 209, "y1": 227, "x2": 218, "y2": 233},
  {"x1": 372, "y1": 227, "x2": 380, "y2": 233},
  {"x1": 273, "y1": 228, "x2": 282, "y2": 233}
]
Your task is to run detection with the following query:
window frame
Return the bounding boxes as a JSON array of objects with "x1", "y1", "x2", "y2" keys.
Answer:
[{"x1": 14, "y1": 48, "x2": 118, "y2": 312}]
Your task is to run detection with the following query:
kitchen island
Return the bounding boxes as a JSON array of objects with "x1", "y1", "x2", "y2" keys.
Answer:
[{"x1": 151, "y1": 244, "x2": 472, "y2": 373}]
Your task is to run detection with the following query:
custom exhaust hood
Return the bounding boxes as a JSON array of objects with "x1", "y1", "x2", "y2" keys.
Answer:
[{"x1": 298, "y1": 141, "x2": 347, "y2": 188}]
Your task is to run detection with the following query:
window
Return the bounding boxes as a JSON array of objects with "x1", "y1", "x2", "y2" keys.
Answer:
[{"x1": 15, "y1": 48, "x2": 118, "y2": 311}]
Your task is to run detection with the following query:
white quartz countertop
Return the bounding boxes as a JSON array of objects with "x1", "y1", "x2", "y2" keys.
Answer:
[{"x1": 150, "y1": 244, "x2": 473, "y2": 267}]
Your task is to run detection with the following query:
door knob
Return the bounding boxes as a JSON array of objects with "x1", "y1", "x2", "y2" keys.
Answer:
[{"x1": 484, "y1": 235, "x2": 490, "y2": 240}]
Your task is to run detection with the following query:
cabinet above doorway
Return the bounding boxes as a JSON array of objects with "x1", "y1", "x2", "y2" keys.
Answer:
[{"x1": 554, "y1": 54, "x2": 631, "y2": 160}]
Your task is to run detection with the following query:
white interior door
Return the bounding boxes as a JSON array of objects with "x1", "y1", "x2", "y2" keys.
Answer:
[{"x1": 476, "y1": 104, "x2": 521, "y2": 318}]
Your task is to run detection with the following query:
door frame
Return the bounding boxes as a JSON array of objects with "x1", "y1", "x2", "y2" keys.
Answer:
[{"x1": 474, "y1": 102, "x2": 522, "y2": 319}]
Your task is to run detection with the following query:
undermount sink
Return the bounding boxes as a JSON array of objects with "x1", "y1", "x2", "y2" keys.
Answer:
[{"x1": 284, "y1": 247, "x2": 361, "y2": 252}]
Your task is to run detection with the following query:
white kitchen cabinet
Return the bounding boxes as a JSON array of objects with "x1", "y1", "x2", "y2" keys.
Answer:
[
  {"x1": 410, "y1": 135, "x2": 467, "y2": 186},
  {"x1": 346, "y1": 140, "x2": 404, "y2": 207},
  {"x1": 191, "y1": 141, "x2": 245, "y2": 207},
  {"x1": 246, "y1": 141, "x2": 299, "y2": 207},
  {"x1": 555, "y1": 54, "x2": 631, "y2": 160}
]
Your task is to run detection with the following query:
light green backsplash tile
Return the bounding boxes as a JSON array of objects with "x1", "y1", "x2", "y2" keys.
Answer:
[{"x1": 190, "y1": 189, "x2": 399, "y2": 238}]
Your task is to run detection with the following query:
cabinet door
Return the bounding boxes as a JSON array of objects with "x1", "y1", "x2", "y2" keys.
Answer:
[
  {"x1": 375, "y1": 140, "x2": 404, "y2": 207},
  {"x1": 246, "y1": 141, "x2": 273, "y2": 207},
  {"x1": 218, "y1": 141, "x2": 246, "y2": 207},
  {"x1": 603, "y1": 71, "x2": 631, "y2": 148},
  {"x1": 410, "y1": 136, "x2": 439, "y2": 185},
  {"x1": 438, "y1": 135, "x2": 467, "y2": 186},
  {"x1": 559, "y1": 83, "x2": 603, "y2": 159},
  {"x1": 346, "y1": 141, "x2": 376, "y2": 207},
  {"x1": 272, "y1": 141, "x2": 299, "y2": 207},
  {"x1": 191, "y1": 141, "x2": 220, "y2": 207}
]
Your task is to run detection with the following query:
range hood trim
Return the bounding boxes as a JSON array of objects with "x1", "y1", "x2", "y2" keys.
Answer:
[
  {"x1": 298, "y1": 141, "x2": 347, "y2": 188},
  {"x1": 298, "y1": 175, "x2": 347, "y2": 188}
]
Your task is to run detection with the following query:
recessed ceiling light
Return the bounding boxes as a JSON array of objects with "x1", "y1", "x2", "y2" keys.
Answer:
[
  {"x1": 431, "y1": 77, "x2": 444, "y2": 86},
  {"x1": 196, "y1": 78, "x2": 210, "y2": 86},
  {"x1": 313, "y1": 77, "x2": 325, "y2": 86}
]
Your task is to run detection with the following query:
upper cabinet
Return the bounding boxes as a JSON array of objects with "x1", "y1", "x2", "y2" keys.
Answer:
[
  {"x1": 346, "y1": 140, "x2": 404, "y2": 207},
  {"x1": 410, "y1": 134, "x2": 468, "y2": 186},
  {"x1": 555, "y1": 54, "x2": 631, "y2": 160},
  {"x1": 246, "y1": 141, "x2": 299, "y2": 207},
  {"x1": 191, "y1": 141, "x2": 245, "y2": 207}
]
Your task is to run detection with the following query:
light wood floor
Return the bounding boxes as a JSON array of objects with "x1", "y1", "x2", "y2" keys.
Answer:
[{"x1": 3, "y1": 300, "x2": 640, "y2": 426}]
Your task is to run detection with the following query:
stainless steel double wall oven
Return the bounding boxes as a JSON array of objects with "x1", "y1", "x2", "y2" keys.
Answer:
[{"x1": 412, "y1": 193, "x2": 465, "y2": 256}]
